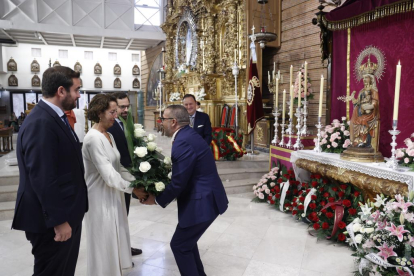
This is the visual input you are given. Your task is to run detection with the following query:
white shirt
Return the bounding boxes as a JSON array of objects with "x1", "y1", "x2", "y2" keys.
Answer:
[{"x1": 41, "y1": 99, "x2": 65, "y2": 124}]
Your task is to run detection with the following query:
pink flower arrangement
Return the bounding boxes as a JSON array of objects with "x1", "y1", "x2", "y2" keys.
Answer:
[
  {"x1": 316, "y1": 117, "x2": 351, "y2": 153},
  {"x1": 292, "y1": 64, "x2": 314, "y2": 104},
  {"x1": 397, "y1": 132, "x2": 414, "y2": 171}
]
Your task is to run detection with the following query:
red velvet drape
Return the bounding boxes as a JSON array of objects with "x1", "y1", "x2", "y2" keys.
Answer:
[{"x1": 331, "y1": 13, "x2": 414, "y2": 156}]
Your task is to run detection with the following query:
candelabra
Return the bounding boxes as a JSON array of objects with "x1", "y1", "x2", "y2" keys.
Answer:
[
  {"x1": 314, "y1": 117, "x2": 323, "y2": 153},
  {"x1": 293, "y1": 107, "x2": 304, "y2": 150},
  {"x1": 386, "y1": 120, "x2": 401, "y2": 170},
  {"x1": 278, "y1": 122, "x2": 286, "y2": 147},
  {"x1": 286, "y1": 101, "x2": 293, "y2": 135},
  {"x1": 271, "y1": 108, "x2": 281, "y2": 145},
  {"x1": 301, "y1": 98, "x2": 308, "y2": 136},
  {"x1": 286, "y1": 118, "x2": 294, "y2": 148},
  {"x1": 232, "y1": 61, "x2": 239, "y2": 135}
]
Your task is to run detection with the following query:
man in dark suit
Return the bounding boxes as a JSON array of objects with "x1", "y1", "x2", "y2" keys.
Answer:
[
  {"x1": 143, "y1": 105, "x2": 228, "y2": 276},
  {"x1": 12, "y1": 66, "x2": 88, "y2": 276},
  {"x1": 182, "y1": 94, "x2": 212, "y2": 145},
  {"x1": 107, "y1": 91, "x2": 142, "y2": 256}
]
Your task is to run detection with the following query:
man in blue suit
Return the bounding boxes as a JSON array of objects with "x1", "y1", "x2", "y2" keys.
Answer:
[
  {"x1": 12, "y1": 66, "x2": 88, "y2": 276},
  {"x1": 143, "y1": 105, "x2": 228, "y2": 276},
  {"x1": 107, "y1": 91, "x2": 142, "y2": 256},
  {"x1": 183, "y1": 94, "x2": 212, "y2": 145}
]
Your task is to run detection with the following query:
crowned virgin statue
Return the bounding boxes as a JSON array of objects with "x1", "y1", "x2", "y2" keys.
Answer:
[{"x1": 341, "y1": 53, "x2": 384, "y2": 163}]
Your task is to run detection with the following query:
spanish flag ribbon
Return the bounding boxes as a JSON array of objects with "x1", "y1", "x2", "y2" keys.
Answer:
[
  {"x1": 226, "y1": 135, "x2": 242, "y2": 153},
  {"x1": 211, "y1": 140, "x2": 220, "y2": 160}
]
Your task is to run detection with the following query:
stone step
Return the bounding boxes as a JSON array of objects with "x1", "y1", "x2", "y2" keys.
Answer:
[
  {"x1": 0, "y1": 185, "x2": 18, "y2": 202},
  {"x1": 0, "y1": 201, "x2": 15, "y2": 221},
  {"x1": 223, "y1": 178, "x2": 257, "y2": 195},
  {"x1": 0, "y1": 175, "x2": 19, "y2": 186},
  {"x1": 215, "y1": 159, "x2": 269, "y2": 170},
  {"x1": 218, "y1": 168, "x2": 267, "y2": 182}
]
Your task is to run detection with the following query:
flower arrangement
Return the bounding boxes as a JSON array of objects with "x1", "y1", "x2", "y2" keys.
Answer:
[
  {"x1": 252, "y1": 166, "x2": 281, "y2": 203},
  {"x1": 397, "y1": 133, "x2": 414, "y2": 171},
  {"x1": 195, "y1": 88, "x2": 206, "y2": 101},
  {"x1": 315, "y1": 117, "x2": 351, "y2": 153},
  {"x1": 347, "y1": 193, "x2": 414, "y2": 276},
  {"x1": 169, "y1": 92, "x2": 181, "y2": 102},
  {"x1": 293, "y1": 64, "x2": 314, "y2": 105},
  {"x1": 210, "y1": 130, "x2": 244, "y2": 161}
]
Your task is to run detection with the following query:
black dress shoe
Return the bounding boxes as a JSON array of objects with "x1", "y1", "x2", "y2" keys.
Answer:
[{"x1": 131, "y1": 247, "x2": 142, "y2": 256}]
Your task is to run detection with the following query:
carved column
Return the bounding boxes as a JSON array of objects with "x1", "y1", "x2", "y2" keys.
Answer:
[{"x1": 205, "y1": 15, "x2": 216, "y2": 74}]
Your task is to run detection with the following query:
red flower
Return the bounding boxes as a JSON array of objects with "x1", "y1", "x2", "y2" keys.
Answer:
[
  {"x1": 348, "y1": 208, "x2": 357, "y2": 215},
  {"x1": 332, "y1": 187, "x2": 338, "y2": 192},
  {"x1": 277, "y1": 178, "x2": 283, "y2": 184},
  {"x1": 274, "y1": 186, "x2": 280, "y2": 192},
  {"x1": 313, "y1": 223, "x2": 320, "y2": 230},
  {"x1": 338, "y1": 191, "x2": 345, "y2": 198},
  {"x1": 275, "y1": 194, "x2": 281, "y2": 199},
  {"x1": 299, "y1": 196, "x2": 305, "y2": 202},
  {"x1": 328, "y1": 197, "x2": 335, "y2": 202},
  {"x1": 311, "y1": 181, "x2": 318, "y2": 188},
  {"x1": 309, "y1": 203, "x2": 317, "y2": 210},
  {"x1": 322, "y1": 179, "x2": 328, "y2": 184},
  {"x1": 337, "y1": 233, "x2": 346, "y2": 241},
  {"x1": 292, "y1": 210, "x2": 298, "y2": 215},
  {"x1": 321, "y1": 209, "x2": 327, "y2": 214},
  {"x1": 293, "y1": 189, "x2": 298, "y2": 195},
  {"x1": 319, "y1": 187, "x2": 324, "y2": 192},
  {"x1": 343, "y1": 199, "x2": 351, "y2": 208},
  {"x1": 326, "y1": 212, "x2": 334, "y2": 218},
  {"x1": 340, "y1": 184, "x2": 347, "y2": 190},
  {"x1": 338, "y1": 221, "x2": 346, "y2": 229},
  {"x1": 286, "y1": 190, "x2": 291, "y2": 195},
  {"x1": 323, "y1": 192, "x2": 329, "y2": 198},
  {"x1": 298, "y1": 191, "x2": 304, "y2": 196},
  {"x1": 268, "y1": 195, "x2": 272, "y2": 200},
  {"x1": 287, "y1": 169, "x2": 294, "y2": 175},
  {"x1": 270, "y1": 200, "x2": 275, "y2": 205},
  {"x1": 311, "y1": 195, "x2": 317, "y2": 201},
  {"x1": 315, "y1": 175, "x2": 321, "y2": 179},
  {"x1": 284, "y1": 203, "x2": 291, "y2": 208},
  {"x1": 322, "y1": 222, "x2": 329, "y2": 229},
  {"x1": 321, "y1": 201, "x2": 326, "y2": 206},
  {"x1": 298, "y1": 205, "x2": 304, "y2": 210},
  {"x1": 292, "y1": 202, "x2": 298, "y2": 207},
  {"x1": 354, "y1": 191, "x2": 360, "y2": 197}
]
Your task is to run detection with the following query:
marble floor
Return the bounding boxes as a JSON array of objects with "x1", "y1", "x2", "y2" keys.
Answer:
[{"x1": 0, "y1": 192, "x2": 356, "y2": 276}]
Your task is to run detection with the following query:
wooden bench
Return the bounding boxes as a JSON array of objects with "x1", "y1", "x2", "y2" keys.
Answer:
[{"x1": 0, "y1": 127, "x2": 14, "y2": 153}]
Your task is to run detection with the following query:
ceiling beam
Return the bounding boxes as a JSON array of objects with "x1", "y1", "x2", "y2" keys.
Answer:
[
  {"x1": 125, "y1": 39, "x2": 134, "y2": 50},
  {"x1": 1, "y1": 29, "x2": 16, "y2": 42},
  {"x1": 70, "y1": 34, "x2": 76, "y2": 47},
  {"x1": 37, "y1": 32, "x2": 48, "y2": 45},
  {"x1": 100, "y1": 37, "x2": 104, "y2": 48}
]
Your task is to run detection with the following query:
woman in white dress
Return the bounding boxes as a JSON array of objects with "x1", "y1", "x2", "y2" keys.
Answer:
[{"x1": 82, "y1": 94, "x2": 145, "y2": 276}]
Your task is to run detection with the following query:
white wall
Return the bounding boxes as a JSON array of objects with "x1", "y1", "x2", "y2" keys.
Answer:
[{"x1": 0, "y1": 44, "x2": 141, "y2": 92}]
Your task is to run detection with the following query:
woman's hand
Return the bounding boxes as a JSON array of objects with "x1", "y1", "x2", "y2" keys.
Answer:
[{"x1": 133, "y1": 187, "x2": 148, "y2": 202}]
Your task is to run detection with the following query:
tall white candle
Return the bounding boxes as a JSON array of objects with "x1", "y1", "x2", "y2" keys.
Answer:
[
  {"x1": 273, "y1": 62, "x2": 276, "y2": 73},
  {"x1": 268, "y1": 71, "x2": 270, "y2": 84},
  {"x1": 319, "y1": 75, "x2": 324, "y2": 117},
  {"x1": 290, "y1": 65, "x2": 293, "y2": 89},
  {"x1": 298, "y1": 72, "x2": 302, "y2": 107},
  {"x1": 290, "y1": 85, "x2": 294, "y2": 118},
  {"x1": 393, "y1": 61, "x2": 401, "y2": 121},
  {"x1": 275, "y1": 78, "x2": 279, "y2": 109},
  {"x1": 282, "y1": 89, "x2": 286, "y2": 121},
  {"x1": 304, "y1": 61, "x2": 308, "y2": 99}
]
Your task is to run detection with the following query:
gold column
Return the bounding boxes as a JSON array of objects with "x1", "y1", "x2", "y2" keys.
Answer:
[{"x1": 205, "y1": 15, "x2": 216, "y2": 74}]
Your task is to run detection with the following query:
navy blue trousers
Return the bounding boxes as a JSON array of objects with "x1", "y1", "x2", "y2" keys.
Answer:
[{"x1": 170, "y1": 216, "x2": 217, "y2": 276}]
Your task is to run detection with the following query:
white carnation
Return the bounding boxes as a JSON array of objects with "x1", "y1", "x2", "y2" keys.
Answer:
[
  {"x1": 147, "y1": 142, "x2": 157, "y2": 151},
  {"x1": 134, "y1": 147, "x2": 148, "y2": 158},
  {"x1": 154, "y1": 181, "x2": 165, "y2": 192},
  {"x1": 134, "y1": 124, "x2": 144, "y2": 129},
  {"x1": 148, "y1": 133, "x2": 156, "y2": 142},
  {"x1": 164, "y1": 156, "x2": 172, "y2": 166},
  {"x1": 134, "y1": 128, "x2": 146, "y2": 138},
  {"x1": 168, "y1": 172, "x2": 172, "y2": 179},
  {"x1": 139, "y1": 161, "x2": 151, "y2": 173}
]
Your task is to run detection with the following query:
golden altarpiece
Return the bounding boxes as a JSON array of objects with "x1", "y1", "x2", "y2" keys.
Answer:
[{"x1": 160, "y1": 0, "x2": 280, "y2": 139}]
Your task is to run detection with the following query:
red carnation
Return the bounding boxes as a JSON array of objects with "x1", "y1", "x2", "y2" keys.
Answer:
[
  {"x1": 338, "y1": 191, "x2": 345, "y2": 198},
  {"x1": 275, "y1": 186, "x2": 280, "y2": 192},
  {"x1": 322, "y1": 179, "x2": 328, "y2": 184},
  {"x1": 299, "y1": 196, "x2": 305, "y2": 202},
  {"x1": 354, "y1": 191, "x2": 360, "y2": 197},
  {"x1": 292, "y1": 210, "x2": 298, "y2": 215},
  {"x1": 322, "y1": 222, "x2": 329, "y2": 229},
  {"x1": 337, "y1": 233, "x2": 346, "y2": 241},
  {"x1": 313, "y1": 223, "x2": 320, "y2": 230},
  {"x1": 348, "y1": 208, "x2": 357, "y2": 215},
  {"x1": 321, "y1": 201, "x2": 326, "y2": 206},
  {"x1": 315, "y1": 174, "x2": 321, "y2": 179},
  {"x1": 311, "y1": 195, "x2": 317, "y2": 200},
  {"x1": 328, "y1": 197, "x2": 335, "y2": 202},
  {"x1": 277, "y1": 179, "x2": 283, "y2": 184},
  {"x1": 270, "y1": 200, "x2": 275, "y2": 205},
  {"x1": 275, "y1": 194, "x2": 281, "y2": 199},
  {"x1": 319, "y1": 187, "x2": 324, "y2": 192},
  {"x1": 332, "y1": 187, "x2": 338, "y2": 192},
  {"x1": 309, "y1": 203, "x2": 317, "y2": 210},
  {"x1": 292, "y1": 202, "x2": 298, "y2": 207},
  {"x1": 311, "y1": 181, "x2": 318, "y2": 188},
  {"x1": 310, "y1": 174, "x2": 315, "y2": 178},
  {"x1": 340, "y1": 184, "x2": 347, "y2": 190},
  {"x1": 298, "y1": 205, "x2": 304, "y2": 210},
  {"x1": 293, "y1": 189, "x2": 299, "y2": 195},
  {"x1": 326, "y1": 212, "x2": 334, "y2": 218},
  {"x1": 323, "y1": 192, "x2": 329, "y2": 198},
  {"x1": 286, "y1": 190, "x2": 290, "y2": 195},
  {"x1": 267, "y1": 195, "x2": 272, "y2": 200},
  {"x1": 343, "y1": 199, "x2": 351, "y2": 208},
  {"x1": 287, "y1": 169, "x2": 294, "y2": 175},
  {"x1": 321, "y1": 209, "x2": 327, "y2": 214},
  {"x1": 338, "y1": 221, "x2": 346, "y2": 229},
  {"x1": 298, "y1": 191, "x2": 304, "y2": 196}
]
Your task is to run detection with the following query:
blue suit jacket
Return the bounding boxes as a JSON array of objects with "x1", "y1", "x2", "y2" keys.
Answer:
[
  {"x1": 193, "y1": 111, "x2": 212, "y2": 145},
  {"x1": 107, "y1": 121, "x2": 132, "y2": 169},
  {"x1": 12, "y1": 100, "x2": 88, "y2": 233},
  {"x1": 156, "y1": 126, "x2": 228, "y2": 228}
]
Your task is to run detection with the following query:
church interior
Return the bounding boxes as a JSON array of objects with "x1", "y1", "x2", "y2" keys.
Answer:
[{"x1": 0, "y1": 0, "x2": 414, "y2": 275}]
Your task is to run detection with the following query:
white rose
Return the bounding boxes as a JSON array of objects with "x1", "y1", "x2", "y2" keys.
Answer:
[
  {"x1": 156, "y1": 147, "x2": 163, "y2": 152},
  {"x1": 164, "y1": 156, "x2": 172, "y2": 166},
  {"x1": 359, "y1": 227, "x2": 365, "y2": 234},
  {"x1": 265, "y1": 189, "x2": 270, "y2": 194},
  {"x1": 139, "y1": 161, "x2": 151, "y2": 173},
  {"x1": 134, "y1": 128, "x2": 146, "y2": 138},
  {"x1": 364, "y1": 228, "x2": 374, "y2": 234},
  {"x1": 147, "y1": 142, "x2": 157, "y2": 151},
  {"x1": 353, "y1": 223, "x2": 361, "y2": 233},
  {"x1": 134, "y1": 147, "x2": 148, "y2": 158},
  {"x1": 134, "y1": 124, "x2": 143, "y2": 129},
  {"x1": 259, "y1": 193, "x2": 264, "y2": 199},
  {"x1": 354, "y1": 234, "x2": 363, "y2": 244},
  {"x1": 168, "y1": 172, "x2": 172, "y2": 179},
  {"x1": 154, "y1": 181, "x2": 165, "y2": 192},
  {"x1": 353, "y1": 218, "x2": 361, "y2": 224},
  {"x1": 148, "y1": 133, "x2": 156, "y2": 142}
]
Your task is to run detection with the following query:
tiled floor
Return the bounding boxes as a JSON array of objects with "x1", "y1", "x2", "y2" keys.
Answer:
[{"x1": 0, "y1": 193, "x2": 356, "y2": 276}]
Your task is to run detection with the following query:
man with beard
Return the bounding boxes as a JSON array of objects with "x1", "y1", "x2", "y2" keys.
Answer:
[
  {"x1": 107, "y1": 91, "x2": 142, "y2": 256},
  {"x1": 12, "y1": 66, "x2": 88, "y2": 276}
]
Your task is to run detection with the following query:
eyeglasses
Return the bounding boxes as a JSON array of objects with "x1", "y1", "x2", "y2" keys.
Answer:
[
  {"x1": 158, "y1": 117, "x2": 174, "y2": 122},
  {"x1": 118, "y1": 104, "x2": 131, "y2": 110}
]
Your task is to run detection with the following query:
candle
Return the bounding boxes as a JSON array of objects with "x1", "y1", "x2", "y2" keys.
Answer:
[
  {"x1": 273, "y1": 62, "x2": 276, "y2": 73},
  {"x1": 290, "y1": 65, "x2": 293, "y2": 91},
  {"x1": 393, "y1": 61, "x2": 401, "y2": 121},
  {"x1": 275, "y1": 78, "x2": 279, "y2": 109},
  {"x1": 278, "y1": 70, "x2": 280, "y2": 79},
  {"x1": 298, "y1": 72, "x2": 302, "y2": 107},
  {"x1": 319, "y1": 75, "x2": 324, "y2": 117},
  {"x1": 304, "y1": 61, "x2": 308, "y2": 99},
  {"x1": 290, "y1": 85, "x2": 294, "y2": 118},
  {"x1": 282, "y1": 89, "x2": 286, "y2": 121}
]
